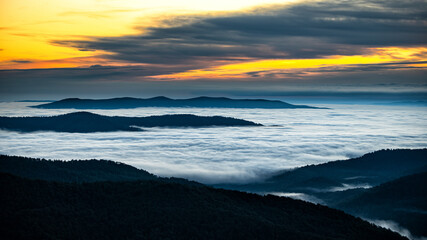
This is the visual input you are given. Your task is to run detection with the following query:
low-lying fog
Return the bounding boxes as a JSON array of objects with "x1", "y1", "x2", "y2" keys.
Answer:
[{"x1": 1, "y1": 102, "x2": 426, "y2": 184}]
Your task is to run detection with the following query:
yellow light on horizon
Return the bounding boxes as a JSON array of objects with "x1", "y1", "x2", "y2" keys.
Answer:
[
  {"x1": 0, "y1": 0, "x2": 301, "y2": 65},
  {"x1": 151, "y1": 47, "x2": 427, "y2": 80}
]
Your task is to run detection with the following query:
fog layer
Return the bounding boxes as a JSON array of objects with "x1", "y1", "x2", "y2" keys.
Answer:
[{"x1": 0, "y1": 102, "x2": 425, "y2": 184}]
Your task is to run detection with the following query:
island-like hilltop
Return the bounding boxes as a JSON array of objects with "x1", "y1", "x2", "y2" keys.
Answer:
[
  {"x1": 0, "y1": 112, "x2": 261, "y2": 133},
  {"x1": 31, "y1": 96, "x2": 320, "y2": 109}
]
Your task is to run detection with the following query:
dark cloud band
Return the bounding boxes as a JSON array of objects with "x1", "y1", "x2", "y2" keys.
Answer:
[{"x1": 53, "y1": 0, "x2": 427, "y2": 66}]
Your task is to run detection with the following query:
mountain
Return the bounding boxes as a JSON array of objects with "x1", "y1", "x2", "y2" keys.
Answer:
[
  {"x1": 0, "y1": 111, "x2": 261, "y2": 133},
  {"x1": 215, "y1": 149, "x2": 427, "y2": 239},
  {"x1": 335, "y1": 172, "x2": 427, "y2": 238},
  {"x1": 0, "y1": 155, "x2": 157, "y2": 183},
  {"x1": 31, "y1": 96, "x2": 320, "y2": 109},
  {"x1": 0, "y1": 155, "x2": 405, "y2": 240},
  {"x1": 218, "y1": 149, "x2": 427, "y2": 194}
]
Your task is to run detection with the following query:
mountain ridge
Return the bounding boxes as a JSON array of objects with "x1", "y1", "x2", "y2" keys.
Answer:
[
  {"x1": 0, "y1": 112, "x2": 261, "y2": 133},
  {"x1": 0, "y1": 155, "x2": 406, "y2": 240},
  {"x1": 215, "y1": 149, "x2": 427, "y2": 239},
  {"x1": 31, "y1": 96, "x2": 321, "y2": 109},
  {"x1": 335, "y1": 171, "x2": 427, "y2": 238},
  {"x1": 217, "y1": 149, "x2": 427, "y2": 194}
]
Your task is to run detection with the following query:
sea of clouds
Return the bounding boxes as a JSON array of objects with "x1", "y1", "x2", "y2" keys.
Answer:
[{"x1": 0, "y1": 102, "x2": 426, "y2": 184}]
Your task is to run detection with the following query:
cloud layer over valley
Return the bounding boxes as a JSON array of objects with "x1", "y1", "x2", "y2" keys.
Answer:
[{"x1": 0, "y1": 102, "x2": 425, "y2": 184}]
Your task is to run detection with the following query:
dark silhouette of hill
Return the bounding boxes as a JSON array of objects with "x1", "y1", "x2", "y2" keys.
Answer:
[
  {"x1": 215, "y1": 149, "x2": 426, "y2": 239},
  {"x1": 0, "y1": 172, "x2": 405, "y2": 240},
  {"x1": 31, "y1": 96, "x2": 320, "y2": 109},
  {"x1": 218, "y1": 149, "x2": 427, "y2": 194},
  {"x1": 335, "y1": 172, "x2": 427, "y2": 238},
  {"x1": 0, "y1": 155, "x2": 157, "y2": 183},
  {"x1": 0, "y1": 111, "x2": 261, "y2": 133}
]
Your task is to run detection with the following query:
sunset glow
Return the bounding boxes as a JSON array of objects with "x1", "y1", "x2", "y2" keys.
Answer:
[
  {"x1": 0, "y1": 0, "x2": 426, "y2": 99},
  {"x1": 153, "y1": 47, "x2": 427, "y2": 80},
  {"x1": 0, "y1": 0, "x2": 299, "y2": 67}
]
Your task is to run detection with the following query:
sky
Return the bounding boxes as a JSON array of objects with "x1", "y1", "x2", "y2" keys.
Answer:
[{"x1": 0, "y1": 0, "x2": 426, "y2": 101}]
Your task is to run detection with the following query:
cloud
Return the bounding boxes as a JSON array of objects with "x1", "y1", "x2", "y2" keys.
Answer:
[
  {"x1": 10, "y1": 60, "x2": 33, "y2": 64},
  {"x1": 1, "y1": 63, "x2": 426, "y2": 101},
  {"x1": 1, "y1": 0, "x2": 426, "y2": 100},
  {"x1": 52, "y1": 0, "x2": 427, "y2": 66},
  {"x1": 267, "y1": 192, "x2": 325, "y2": 204},
  {"x1": 1, "y1": 103, "x2": 426, "y2": 184}
]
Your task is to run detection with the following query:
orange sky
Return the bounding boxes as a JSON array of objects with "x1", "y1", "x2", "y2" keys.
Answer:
[
  {"x1": 0, "y1": 0, "x2": 298, "y2": 65},
  {"x1": 0, "y1": 0, "x2": 426, "y2": 81},
  {"x1": 152, "y1": 47, "x2": 427, "y2": 80}
]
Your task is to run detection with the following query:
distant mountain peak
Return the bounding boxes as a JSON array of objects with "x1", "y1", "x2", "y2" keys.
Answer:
[
  {"x1": 59, "y1": 98, "x2": 82, "y2": 102},
  {"x1": 31, "y1": 96, "x2": 322, "y2": 109},
  {"x1": 60, "y1": 111, "x2": 101, "y2": 117},
  {"x1": 149, "y1": 96, "x2": 172, "y2": 100}
]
